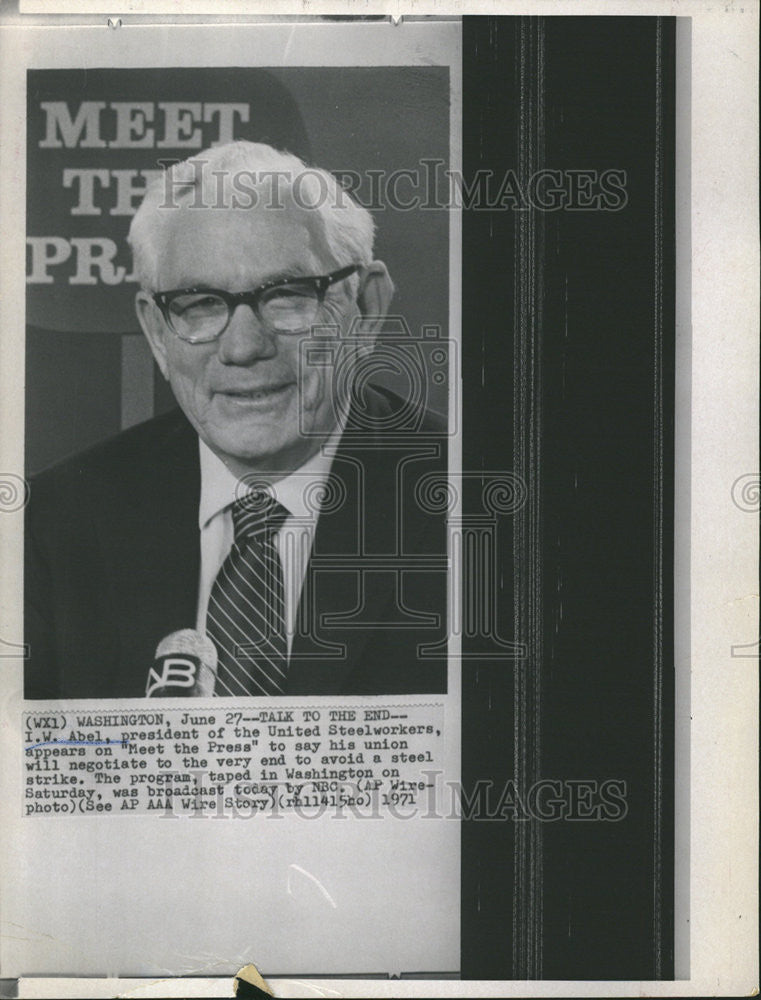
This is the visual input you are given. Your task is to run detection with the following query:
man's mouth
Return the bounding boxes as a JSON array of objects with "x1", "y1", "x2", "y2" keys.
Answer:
[{"x1": 219, "y1": 384, "x2": 293, "y2": 402}]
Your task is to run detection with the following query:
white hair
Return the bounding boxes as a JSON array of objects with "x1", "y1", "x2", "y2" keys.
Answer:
[{"x1": 128, "y1": 141, "x2": 376, "y2": 290}]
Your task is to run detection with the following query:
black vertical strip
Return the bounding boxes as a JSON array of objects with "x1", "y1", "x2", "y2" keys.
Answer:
[
  {"x1": 513, "y1": 16, "x2": 546, "y2": 981},
  {"x1": 651, "y1": 20, "x2": 666, "y2": 978},
  {"x1": 462, "y1": 15, "x2": 675, "y2": 980},
  {"x1": 535, "y1": 15, "x2": 676, "y2": 979},
  {"x1": 653, "y1": 17, "x2": 676, "y2": 981},
  {"x1": 461, "y1": 15, "x2": 518, "y2": 982}
]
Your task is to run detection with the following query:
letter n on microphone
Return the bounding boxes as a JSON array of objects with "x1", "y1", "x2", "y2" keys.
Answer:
[{"x1": 146, "y1": 656, "x2": 198, "y2": 697}]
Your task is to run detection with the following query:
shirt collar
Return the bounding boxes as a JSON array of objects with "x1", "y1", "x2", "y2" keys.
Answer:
[{"x1": 198, "y1": 429, "x2": 342, "y2": 529}]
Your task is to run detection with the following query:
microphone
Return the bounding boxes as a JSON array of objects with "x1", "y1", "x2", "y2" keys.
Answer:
[{"x1": 147, "y1": 629, "x2": 218, "y2": 697}]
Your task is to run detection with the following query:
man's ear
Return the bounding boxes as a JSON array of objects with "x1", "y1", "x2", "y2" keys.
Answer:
[
  {"x1": 135, "y1": 291, "x2": 170, "y2": 381},
  {"x1": 356, "y1": 261, "x2": 394, "y2": 338}
]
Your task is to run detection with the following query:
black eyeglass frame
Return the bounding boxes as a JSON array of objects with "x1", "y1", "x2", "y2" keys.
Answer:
[{"x1": 151, "y1": 263, "x2": 361, "y2": 342}]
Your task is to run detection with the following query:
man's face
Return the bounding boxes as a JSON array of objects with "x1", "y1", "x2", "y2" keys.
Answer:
[{"x1": 138, "y1": 201, "x2": 360, "y2": 478}]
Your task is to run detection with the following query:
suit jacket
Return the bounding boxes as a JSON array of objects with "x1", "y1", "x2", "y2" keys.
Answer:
[{"x1": 25, "y1": 385, "x2": 448, "y2": 699}]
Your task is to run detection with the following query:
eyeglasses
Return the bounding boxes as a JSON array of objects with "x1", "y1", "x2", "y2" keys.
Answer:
[{"x1": 152, "y1": 264, "x2": 360, "y2": 343}]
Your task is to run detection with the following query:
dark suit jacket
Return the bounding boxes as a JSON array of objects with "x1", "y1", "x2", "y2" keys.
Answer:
[{"x1": 25, "y1": 385, "x2": 448, "y2": 699}]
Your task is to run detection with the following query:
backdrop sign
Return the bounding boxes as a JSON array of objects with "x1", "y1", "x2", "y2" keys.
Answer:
[{"x1": 25, "y1": 68, "x2": 314, "y2": 333}]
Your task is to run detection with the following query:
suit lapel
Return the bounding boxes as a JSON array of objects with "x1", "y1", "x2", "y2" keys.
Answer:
[
  {"x1": 287, "y1": 391, "x2": 405, "y2": 695},
  {"x1": 97, "y1": 411, "x2": 201, "y2": 691}
]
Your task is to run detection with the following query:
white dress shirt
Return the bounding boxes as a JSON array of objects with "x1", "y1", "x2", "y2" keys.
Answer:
[{"x1": 195, "y1": 434, "x2": 341, "y2": 655}]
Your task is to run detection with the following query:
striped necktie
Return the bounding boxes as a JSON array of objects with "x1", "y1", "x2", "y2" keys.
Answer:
[{"x1": 207, "y1": 492, "x2": 290, "y2": 696}]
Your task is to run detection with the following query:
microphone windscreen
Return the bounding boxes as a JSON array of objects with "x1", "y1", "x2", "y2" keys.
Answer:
[{"x1": 148, "y1": 629, "x2": 218, "y2": 697}]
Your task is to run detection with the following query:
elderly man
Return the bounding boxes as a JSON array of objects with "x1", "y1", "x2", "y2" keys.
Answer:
[{"x1": 25, "y1": 141, "x2": 448, "y2": 699}]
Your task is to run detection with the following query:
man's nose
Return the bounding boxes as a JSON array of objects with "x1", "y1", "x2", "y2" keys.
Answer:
[{"x1": 216, "y1": 303, "x2": 278, "y2": 365}]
